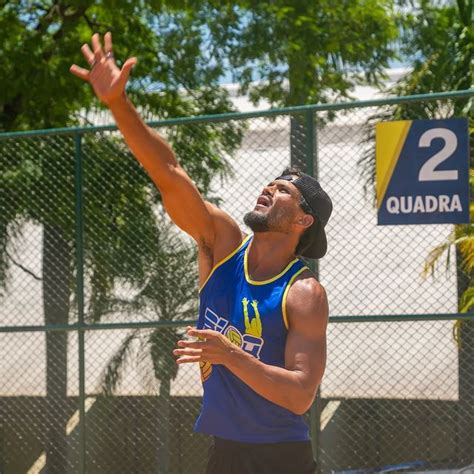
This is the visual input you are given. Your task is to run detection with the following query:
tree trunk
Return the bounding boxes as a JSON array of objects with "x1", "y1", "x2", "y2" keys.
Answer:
[
  {"x1": 457, "y1": 249, "x2": 474, "y2": 465},
  {"x1": 458, "y1": 320, "x2": 474, "y2": 464},
  {"x1": 157, "y1": 378, "x2": 171, "y2": 474},
  {"x1": 288, "y1": 51, "x2": 313, "y2": 171},
  {"x1": 43, "y1": 223, "x2": 71, "y2": 473}
]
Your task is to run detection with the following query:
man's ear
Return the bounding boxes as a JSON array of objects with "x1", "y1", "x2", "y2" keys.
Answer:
[{"x1": 297, "y1": 214, "x2": 314, "y2": 230}]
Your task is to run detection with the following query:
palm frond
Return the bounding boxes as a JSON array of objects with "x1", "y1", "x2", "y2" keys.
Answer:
[
  {"x1": 97, "y1": 297, "x2": 149, "y2": 320},
  {"x1": 459, "y1": 287, "x2": 474, "y2": 313},
  {"x1": 422, "y1": 230, "x2": 456, "y2": 278},
  {"x1": 456, "y1": 229, "x2": 474, "y2": 273},
  {"x1": 101, "y1": 330, "x2": 140, "y2": 396},
  {"x1": 97, "y1": 225, "x2": 198, "y2": 394},
  {"x1": 422, "y1": 227, "x2": 474, "y2": 278},
  {"x1": 86, "y1": 266, "x2": 114, "y2": 323},
  {"x1": 149, "y1": 327, "x2": 180, "y2": 382}
]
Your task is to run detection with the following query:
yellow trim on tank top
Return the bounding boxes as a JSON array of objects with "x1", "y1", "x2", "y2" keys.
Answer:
[
  {"x1": 199, "y1": 235, "x2": 252, "y2": 293},
  {"x1": 281, "y1": 266, "x2": 309, "y2": 330},
  {"x1": 244, "y1": 243, "x2": 299, "y2": 285}
]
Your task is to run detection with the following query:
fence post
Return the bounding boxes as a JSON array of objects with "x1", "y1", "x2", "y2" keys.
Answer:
[
  {"x1": 304, "y1": 110, "x2": 323, "y2": 470},
  {"x1": 74, "y1": 133, "x2": 86, "y2": 473}
]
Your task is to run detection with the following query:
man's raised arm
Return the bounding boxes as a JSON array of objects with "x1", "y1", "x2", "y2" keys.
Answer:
[{"x1": 70, "y1": 33, "x2": 241, "y2": 255}]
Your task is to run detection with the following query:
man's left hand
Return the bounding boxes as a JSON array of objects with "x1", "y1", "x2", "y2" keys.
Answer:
[{"x1": 174, "y1": 327, "x2": 238, "y2": 365}]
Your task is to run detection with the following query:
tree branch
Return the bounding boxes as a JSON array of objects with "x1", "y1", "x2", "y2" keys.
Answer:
[
  {"x1": 6, "y1": 249, "x2": 42, "y2": 281},
  {"x1": 82, "y1": 12, "x2": 112, "y2": 33}
]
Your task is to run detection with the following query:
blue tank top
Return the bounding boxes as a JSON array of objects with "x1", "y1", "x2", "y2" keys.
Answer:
[{"x1": 194, "y1": 235, "x2": 310, "y2": 443}]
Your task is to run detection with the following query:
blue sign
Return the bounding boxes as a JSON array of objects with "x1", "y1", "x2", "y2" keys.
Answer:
[{"x1": 376, "y1": 118, "x2": 469, "y2": 225}]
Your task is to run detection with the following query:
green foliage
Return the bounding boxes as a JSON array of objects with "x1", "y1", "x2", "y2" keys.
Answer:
[
  {"x1": 202, "y1": 0, "x2": 399, "y2": 106},
  {"x1": 397, "y1": 0, "x2": 473, "y2": 97},
  {"x1": 0, "y1": 1, "x2": 244, "y2": 302},
  {"x1": 359, "y1": 0, "x2": 473, "y2": 200},
  {"x1": 423, "y1": 224, "x2": 474, "y2": 278},
  {"x1": 460, "y1": 286, "x2": 474, "y2": 313},
  {"x1": 0, "y1": 1, "x2": 239, "y2": 131}
]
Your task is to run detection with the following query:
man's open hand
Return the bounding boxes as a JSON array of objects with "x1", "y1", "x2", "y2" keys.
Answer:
[
  {"x1": 70, "y1": 32, "x2": 136, "y2": 106},
  {"x1": 174, "y1": 327, "x2": 239, "y2": 366}
]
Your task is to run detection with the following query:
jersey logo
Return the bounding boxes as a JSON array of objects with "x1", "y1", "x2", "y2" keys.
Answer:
[
  {"x1": 242, "y1": 297, "x2": 262, "y2": 337},
  {"x1": 199, "y1": 302, "x2": 265, "y2": 382}
]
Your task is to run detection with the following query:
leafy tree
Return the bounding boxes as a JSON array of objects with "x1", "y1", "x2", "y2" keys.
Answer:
[
  {"x1": 0, "y1": 2, "x2": 243, "y2": 471},
  {"x1": 201, "y1": 0, "x2": 399, "y2": 167},
  {"x1": 0, "y1": 1, "x2": 240, "y2": 131},
  {"x1": 208, "y1": 0, "x2": 398, "y2": 104},
  {"x1": 395, "y1": 0, "x2": 472, "y2": 98}
]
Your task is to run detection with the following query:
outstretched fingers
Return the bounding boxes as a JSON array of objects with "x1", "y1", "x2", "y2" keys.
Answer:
[
  {"x1": 173, "y1": 347, "x2": 203, "y2": 356},
  {"x1": 104, "y1": 31, "x2": 113, "y2": 56},
  {"x1": 187, "y1": 328, "x2": 218, "y2": 339},
  {"x1": 70, "y1": 33, "x2": 137, "y2": 102},
  {"x1": 177, "y1": 340, "x2": 206, "y2": 349},
  {"x1": 116, "y1": 57, "x2": 137, "y2": 89},
  {"x1": 69, "y1": 64, "x2": 90, "y2": 81},
  {"x1": 70, "y1": 42, "x2": 95, "y2": 80},
  {"x1": 81, "y1": 43, "x2": 95, "y2": 66},
  {"x1": 176, "y1": 356, "x2": 202, "y2": 364},
  {"x1": 174, "y1": 345, "x2": 203, "y2": 364},
  {"x1": 91, "y1": 33, "x2": 104, "y2": 62}
]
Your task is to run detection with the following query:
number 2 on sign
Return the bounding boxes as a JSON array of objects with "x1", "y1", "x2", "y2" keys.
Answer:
[{"x1": 418, "y1": 128, "x2": 458, "y2": 182}]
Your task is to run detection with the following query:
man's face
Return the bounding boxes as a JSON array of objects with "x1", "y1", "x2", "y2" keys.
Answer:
[{"x1": 244, "y1": 178, "x2": 307, "y2": 234}]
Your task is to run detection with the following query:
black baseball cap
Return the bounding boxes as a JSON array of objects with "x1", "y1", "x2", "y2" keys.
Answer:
[{"x1": 276, "y1": 172, "x2": 333, "y2": 259}]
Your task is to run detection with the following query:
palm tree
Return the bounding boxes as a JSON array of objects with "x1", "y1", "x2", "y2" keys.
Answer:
[{"x1": 98, "y1": 218, "x2": 199, "y2": 473}]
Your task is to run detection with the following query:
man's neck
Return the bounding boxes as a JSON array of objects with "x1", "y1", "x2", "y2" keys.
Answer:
[{"x1": 246, "y1": 232, "x2": 299, "y2": 281}]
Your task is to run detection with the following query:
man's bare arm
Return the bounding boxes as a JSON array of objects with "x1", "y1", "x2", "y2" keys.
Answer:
[
  {"x1": 174, "y1": 272, "x2": 329, "y2": 414},
  {"x1": 70, "y1": 33, "x2": 242, "y2": 258}
]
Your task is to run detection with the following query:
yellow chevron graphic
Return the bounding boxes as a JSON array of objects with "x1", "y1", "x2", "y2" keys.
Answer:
[{"x1": 376, "y1": 120, "x2": 412, "y2": 208}]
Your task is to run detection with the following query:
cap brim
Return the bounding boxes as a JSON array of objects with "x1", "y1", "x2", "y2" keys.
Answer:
[{"x1": 300, "y1": 220, "x2": 327, "y2": 259}]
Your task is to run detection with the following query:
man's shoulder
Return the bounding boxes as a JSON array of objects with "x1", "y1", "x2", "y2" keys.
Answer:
[
  {"x1": 291, "y1": 267, "x2": 326, "y2": 299},
  {"x1": 286, "y1": 267, "x2": 328, "y2": 330}
]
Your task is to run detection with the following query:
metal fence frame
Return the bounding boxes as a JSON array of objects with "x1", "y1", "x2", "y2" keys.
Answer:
[{"x1": 1, "y1": 88, "x2": 473, "y2": 473}]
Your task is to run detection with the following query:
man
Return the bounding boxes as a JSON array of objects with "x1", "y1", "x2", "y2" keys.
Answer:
[{"x1": 71, "y1": 33, "x2": 332, "y2": 474}]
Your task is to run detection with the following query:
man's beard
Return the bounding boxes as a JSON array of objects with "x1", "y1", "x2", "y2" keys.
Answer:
[{"x1": 243, "y1": 211, "x2": 270, "y2": 232}]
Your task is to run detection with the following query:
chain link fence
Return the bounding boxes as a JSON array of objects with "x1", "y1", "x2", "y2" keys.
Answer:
[{"x1": 1, "y1": 90, "x2": 473, "y2": 473}]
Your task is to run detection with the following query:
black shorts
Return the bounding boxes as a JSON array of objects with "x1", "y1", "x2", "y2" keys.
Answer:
[{"x1": 206, "y1": 436, "x2": 317, "y2": 474}]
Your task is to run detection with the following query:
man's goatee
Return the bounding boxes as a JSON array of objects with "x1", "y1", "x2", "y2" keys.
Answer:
[{"x1": 244, "y1": 211, "x2": 270, "y2": 232}]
